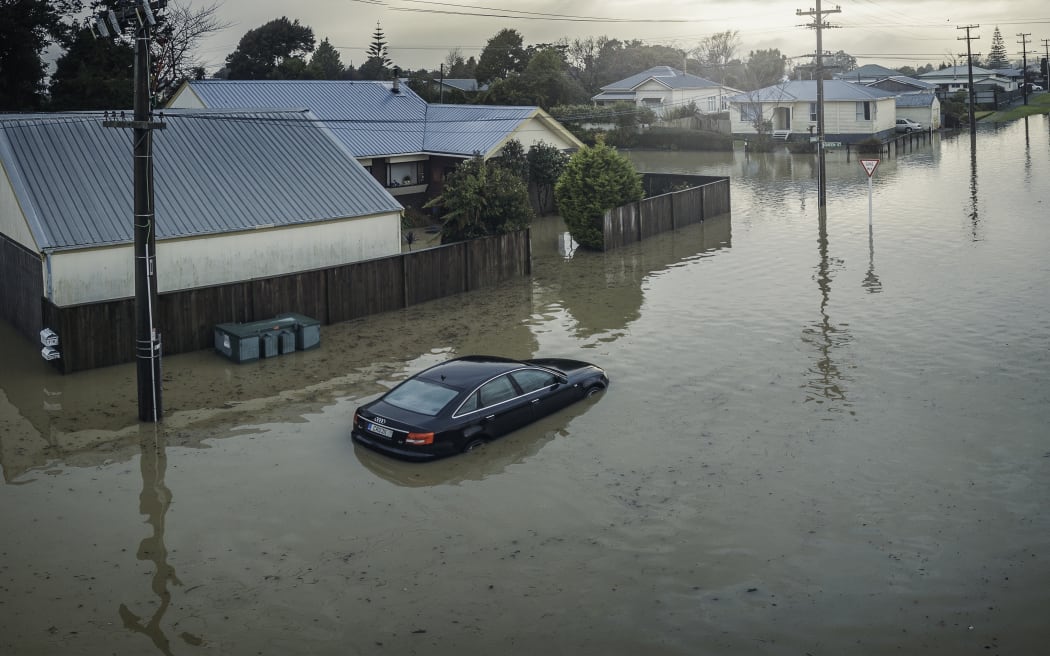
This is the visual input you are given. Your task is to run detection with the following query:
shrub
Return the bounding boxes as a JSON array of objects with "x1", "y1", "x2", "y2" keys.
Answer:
[
  {"x1": 632, "y1": 127, "x2": 733, "y2": 151},
  {"x1": 554, "y1": 138, "x2": 643, "y2": 250},
  {"x1": 425, "y1": 156, "x2": 534, "y2": 242}
]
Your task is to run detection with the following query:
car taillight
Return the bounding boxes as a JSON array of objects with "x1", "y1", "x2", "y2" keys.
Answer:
[
  {"x1": 406, "y1": 432, "x2": 434, "y2": 445},
  {"x1": 353, "y1": 411, "x2": 359, "y2": 427}
]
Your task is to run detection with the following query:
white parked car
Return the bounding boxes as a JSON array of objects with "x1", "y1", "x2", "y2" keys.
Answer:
[{"x1": 895, "y1": 118, "x2": 923, "y2": 133}]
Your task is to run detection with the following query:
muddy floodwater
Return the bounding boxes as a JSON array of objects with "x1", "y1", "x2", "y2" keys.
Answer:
[{"x1": 2, "y1": 119, "x2": 1050, "y2": 655}]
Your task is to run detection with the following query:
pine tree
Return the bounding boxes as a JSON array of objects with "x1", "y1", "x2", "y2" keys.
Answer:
[
  {"x1": 359, "y1": 21, "x2": 392, "y2": 80},
  {"x1": 987, "y1": 27, "x2": 1009, "y2": 70},
  {"x1": 367, "y1": 22, "x2": 391, "y2": 67}
]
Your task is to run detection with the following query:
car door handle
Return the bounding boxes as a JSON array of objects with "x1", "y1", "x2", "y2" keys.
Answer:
[
  {"x1": 530, "y1": 399, "x2": 540, "y2": 405},
  {"x1": 485, "y1": 414, "x2": 496, "y2": 420}
]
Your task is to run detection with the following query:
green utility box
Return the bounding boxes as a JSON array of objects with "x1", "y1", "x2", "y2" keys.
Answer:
[{"x1": 214, "y1": 314, "x2": 320, "y2": 364}]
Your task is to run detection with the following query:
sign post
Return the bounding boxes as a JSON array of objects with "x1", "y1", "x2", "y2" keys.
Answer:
[{"x1": 860, "y1": 158, "x2": 880, "y2": 227}]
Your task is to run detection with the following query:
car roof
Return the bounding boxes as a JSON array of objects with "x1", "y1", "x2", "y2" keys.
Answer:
[{"x1": 416, "y1": 356, "x2": 529, "y2": 389}]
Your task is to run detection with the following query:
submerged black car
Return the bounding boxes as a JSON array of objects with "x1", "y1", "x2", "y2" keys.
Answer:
[{"x1": 351, "y1": 356, "x2": 608, "y2": 460}]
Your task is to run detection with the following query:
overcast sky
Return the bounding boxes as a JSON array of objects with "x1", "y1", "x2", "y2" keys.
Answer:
[{"x1": 193, "y1": 0, "x2": 1050, "y2": 73}]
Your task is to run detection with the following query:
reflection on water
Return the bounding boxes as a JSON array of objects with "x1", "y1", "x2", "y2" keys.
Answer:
[
  {"x1": 527, "y1": 212, "x2": 732, "y2": 343},
  {"x1": 118, "y1": 429, "x2": 185, "y2": 654},
  {"x1": 801, "y1": 209, "x2": 852, "y2": 409},
  {"x1": 863, "y1": 225, "x2": 882, "y2": 294},
  {"x1": 969, "y1": 132, "x2": 980, "y2": 241}
]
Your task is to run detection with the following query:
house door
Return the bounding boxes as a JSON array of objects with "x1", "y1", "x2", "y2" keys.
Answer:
[{"x1": 775, "y1": 107, "x2": 791, "y2": 130}]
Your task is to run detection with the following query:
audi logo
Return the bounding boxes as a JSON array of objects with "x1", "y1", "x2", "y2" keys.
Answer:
[{"x1": 372, "y1": 417, "x2": 387, "y2": 425}]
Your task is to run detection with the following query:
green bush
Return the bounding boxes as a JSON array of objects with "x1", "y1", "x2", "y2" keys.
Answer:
[
  {"x1": 554, "y1": 138, "x2": 643, "y2": 251},
  {"x1": 425, "y1": 156, "x2": 534, "y2": 242},
  {"x1": 632, "y1": 127, "x2": 733, "y2": 151}
]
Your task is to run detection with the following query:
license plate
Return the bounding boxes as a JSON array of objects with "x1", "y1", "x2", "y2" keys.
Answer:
[{"x1": 368, "y1": 422, "x2": 393, "y2": 438}]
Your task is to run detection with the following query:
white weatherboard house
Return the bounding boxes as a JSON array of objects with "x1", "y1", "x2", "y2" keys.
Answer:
[
  {"x1": 728, "y1": 80, "x2": 898, "y2": 142},
  {"x1": 167, "y1": 80, "x2": 583, "y2": 204},
  {"x1": 592, "y1": 66, "x2": 742, "y2": 116},
  {"x1": 0, "y1": 110, "x2": 403, "y2": 336}
]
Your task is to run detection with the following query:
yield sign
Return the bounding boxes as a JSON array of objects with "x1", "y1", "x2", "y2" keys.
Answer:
[{"x1": 860, "y1": 158, "x2": 880, "y2": 177}]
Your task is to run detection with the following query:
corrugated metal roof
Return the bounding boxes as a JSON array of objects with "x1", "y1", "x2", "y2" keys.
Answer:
[
  {"x1": 600, "y1": 66, "x2": 720, "y2": 91},
  {"x1": 423, "y1": 105, "x2": 535, "y2": 156},
  {"x1": 591, "y1": 92, "x2": 637, "y2": 101},
  {"x1": 894, "y1": 93, "x2": 937, "y2": 107},
  {"x1": 179, "y1": 80, "x2": 555, "y2": 159},
  {"x1": 868, "y1": 76, "x2": 938, "y2": 91},
  {"x1": 0, "y1": 110, "x2": 402, "y2": 252},
  {"x1": 185, "y1": 80, "x2": 428, "y2": 157},
  {"x1": 437, "y1": 79, "x2": 488, "y2": 92},
  {"x1": 833, "y1": 64, "x2": 901, "y2": 80},
  {"x1": 729, "y1": 80, "x2": 899, "y2": 103}
]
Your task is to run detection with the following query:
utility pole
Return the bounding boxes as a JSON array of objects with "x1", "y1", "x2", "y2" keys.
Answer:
[
  {"x1": 957, "y1": 25, "x2": 980, "y2": 132},
  {"x1": 1041, "y1": 39, "x2": 1050, "y2": 79},
  {"x1": 797, "y1": 1, "x2": 841, "y2": 208},
  {"x1": 1042, "y1": 39, "x2": 1049, "y2": 85},
  {"x1": 95, "y1": 1, "x2": 167, "y2": 423},
  {"x1": 1017, "y1": 33, "x2": 1031, "y2": 105}
]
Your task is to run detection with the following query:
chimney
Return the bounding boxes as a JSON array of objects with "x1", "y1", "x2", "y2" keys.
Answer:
[{"x1": 392, "y1": 67, "x2": 401, "y2": 93}]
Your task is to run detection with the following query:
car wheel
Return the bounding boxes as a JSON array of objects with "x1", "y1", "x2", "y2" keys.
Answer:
[
  {"x1": 905, "y1": 128, "x2": 913, "y2": 133},
  {"x1": 463, "y1": 437, "x2": 486, "y2": 453},
  {"x1": 586, "y1": 386, "x2": 604, "y2": 398}
]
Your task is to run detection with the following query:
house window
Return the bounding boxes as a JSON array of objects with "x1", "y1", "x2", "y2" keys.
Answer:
[
  {"x1": 389, "y1": 161, "x2": 424, "y2": 187},
  {"x1": 708, "y1": 96, "x2": 717, "y2": 112},
  {"x1": 809, "y1": 102, "x2": 818, "y2": 122},
  {"x1": 740, "y1": 103, "x2": 761, "y2": 122},
  {"x1": 855, "y1": 101, "x2": 871, "y2": 121}
]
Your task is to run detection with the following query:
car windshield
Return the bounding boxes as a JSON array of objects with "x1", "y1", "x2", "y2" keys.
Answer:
[{"x1": 383, "y1": 379, "x2": 460, "y2": 416}]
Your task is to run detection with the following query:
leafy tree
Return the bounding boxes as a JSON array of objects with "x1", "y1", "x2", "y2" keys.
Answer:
[
  {"x1": 527, "y1": 142, "x2": 568, "y2": 215},
  {"x1": 0, "y1": 0, "x2": 82, "y2": 110},
  {"x1": 479, "y1": 47, "x2": 588, "y2": 110},
  {"x1": 744, "y1": 49, "x2": 786, "y2": 89},
  {"x1": 48, "y1": 26, "x2": 133, "y2": 109},
  {"x1": 308, "y1": 38, "x2": 345, "y2": 79},
  {"x1": 986, "y1": 27, "x2": 1009, "y2": 70},
  {"x1": 494, "y1": 139, "x2": 529, "y2": 182},
  {"x1": 224, "y1": 16, "x2": 315, "y2": 79},
  {"x1": 591, "y1": 38, "x2": 685, "y2": 90},
  {"x1": 554, "y1": 137, "x2": 642, "y2": 250},
  {"x1": 426, "y1": 156, "x2": 534, "y2": 242},
  {"x1": 475, "y1": 28, "x2": 527, "y2": 84}
]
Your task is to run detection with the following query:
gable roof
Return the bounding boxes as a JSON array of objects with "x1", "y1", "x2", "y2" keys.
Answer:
[
  {"x1": 728, "y1": 80, "x2": 898, "y2": 103},
  {"x1": 601, "y1": 66, "x2": 722, "y2": 91},
  {"x1": 0, "y1": 110, "x2": 402, "y2": 252},
  {"x1": 918, "y1": 66, "x2": 1000, "y2": 79},
  {"x1": 867, "y1": 76, "x2": 938, "y2": 91},
  {"x1": 894, "y1": 92, "x2": 938, "y2": 107},
  {"x1": 170, "y1": 79, "x2": 580, "y2": 159},
  {"x1": 435, "y1": 79, "x2": 489, "y2": 92},
  {"x1": 833, "y1": 64, "x2": 902, "y2": 80}
]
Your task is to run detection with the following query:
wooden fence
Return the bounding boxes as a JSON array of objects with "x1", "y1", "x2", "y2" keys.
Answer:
[
  {"x1": 603, "y1": 176, "x2": 731, "y2": 250},
  {"x1": 0, "y1": 236, "x2": 44, "y2": 341},
  {"x1": 36, "y1": 230, "x2": 531, "y2": 373}
]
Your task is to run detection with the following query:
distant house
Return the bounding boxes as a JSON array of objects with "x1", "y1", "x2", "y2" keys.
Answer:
[
  {"x1": 432, "y1": 78, "x2": 488, "y2": 94},
  {"x1": 917, "y1": 66, "x2": 1017, "y2": 96},
  {"x1": 832, "y1": 64, "x2": 903, "y2": 84},
  {"x1": 0, "y1": 110, "x2": 403, "y2": 352},
  {"x1": 866, "y1": 76, "x2": 939, "y2": 94},
  {"x1": 728, "y1": 80, "x2": 897, "y2": 142},
  {"x1": 167, "y1": 80, "x2": 583, "y2": 206},
  {"x1": 592, "y1": 66, "x2": 742, "y2": 116}
]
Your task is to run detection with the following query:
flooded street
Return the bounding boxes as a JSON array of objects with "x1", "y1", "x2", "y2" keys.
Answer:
[{"x1": 3, "y1": 118, "x2": 1049, "y2": 655}]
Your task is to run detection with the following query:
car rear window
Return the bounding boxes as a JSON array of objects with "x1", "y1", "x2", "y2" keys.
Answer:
[{"x1": 383, "y1": 379, "x2": 460, "y2": 416}]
